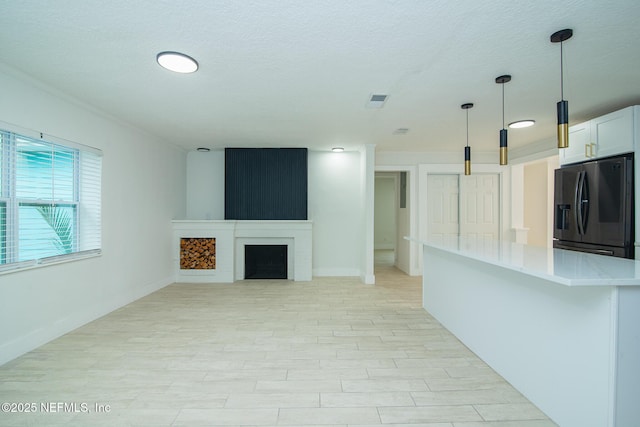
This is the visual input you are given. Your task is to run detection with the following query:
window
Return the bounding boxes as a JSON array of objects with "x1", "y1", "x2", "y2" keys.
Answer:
[{"x1": 0, "y1": 127, "x2": 101, "y2": 272}]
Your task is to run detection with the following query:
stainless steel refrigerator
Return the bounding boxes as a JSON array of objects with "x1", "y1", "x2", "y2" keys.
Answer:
[{"x1": 553, "y1": 153, "x2": 634, "y2": 258}]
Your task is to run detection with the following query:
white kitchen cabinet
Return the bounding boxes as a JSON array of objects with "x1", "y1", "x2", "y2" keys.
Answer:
[
  {"x1": 560, "y1": 105, "x2": 635, "y2": 165},
  {"x1": 560, "y1": 121, "x2": 590, "y2": 164},
  {"x1": 594, "y1": 107, "x2": 635, "y2": 158}
]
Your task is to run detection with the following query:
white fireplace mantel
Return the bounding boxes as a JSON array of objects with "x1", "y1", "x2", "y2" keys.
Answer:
[{"x1": 171, "y1": 220, "x2": 312, "y2": 283}]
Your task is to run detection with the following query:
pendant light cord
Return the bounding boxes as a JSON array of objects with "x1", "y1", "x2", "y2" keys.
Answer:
[
  {"x1": 502, "y1": 83, "x2": 505, "y2": 129},
  {"x1": 466, "y1": 109, "x2": 469, "y2": 147},
  {"x1": 560, "y1": 41, "x2": 564, "y2": 100}
]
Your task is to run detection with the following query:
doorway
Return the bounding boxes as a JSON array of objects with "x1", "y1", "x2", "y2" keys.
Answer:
[
  {"x1": 374, "y1": 173, "x2": 397, "y2": 268},
  {"x1": 374, "y1": 171, "x2": 413, "y2": 273}
]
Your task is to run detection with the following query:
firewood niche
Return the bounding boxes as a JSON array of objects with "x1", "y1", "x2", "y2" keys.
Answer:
[{"x1": 180, "y1": 238, "x2": 216, "y2": 270}]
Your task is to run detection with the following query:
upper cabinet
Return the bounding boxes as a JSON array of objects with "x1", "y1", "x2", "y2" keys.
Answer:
[{"x1": 560, "y1": 106, "x2": 635, "y2": 165}]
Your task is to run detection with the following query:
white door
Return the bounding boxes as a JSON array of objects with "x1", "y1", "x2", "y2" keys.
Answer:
[
  {"x1": 427, "y1": 175, "x2": 459, "y2": 243},
  {"x1": 427, "y1": 173, "x2": 500, "y2": 243},
  {"x1": 459, "y1": 174, "x2": 500, "y2": 242}
]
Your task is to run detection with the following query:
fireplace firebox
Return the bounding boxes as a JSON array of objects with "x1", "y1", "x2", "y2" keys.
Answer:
[{"x1": 244, "y1": 245, "x2": 288, "y2": 279}]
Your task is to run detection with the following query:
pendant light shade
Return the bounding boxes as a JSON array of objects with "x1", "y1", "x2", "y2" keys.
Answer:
[
  {"x1": 551, "y1": 29, "x2": 573, "y2": 149},
  {"x1": 462, "y1": 103, "x2": 474, "y2": 176},
  {"x1": 495, "y1": 75, "x2": 511, "y2": 165},
  {"x1": 557, "y1": 99, "x2": 569, "y2": 148},
  {"x1": 464, "y1": 146, "x2": 471, "y2": 176},
  {"x1": 499, "y1": 128, "x2": 508, "y2": 165}
]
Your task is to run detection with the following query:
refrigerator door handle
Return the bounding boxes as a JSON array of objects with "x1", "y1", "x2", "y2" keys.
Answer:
[
  {"x1": 575, "y1": 171, "x2": 585, "y2": 235},
  {"x1": 574, "y1": 172, "x2": 580, "y2": 234},
  {"x1": 581, "y1": 171, "x2": 589, "y2": 233}
]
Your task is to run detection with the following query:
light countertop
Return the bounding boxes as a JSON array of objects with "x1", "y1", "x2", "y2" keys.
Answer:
[{"x1": 409, "y1": 236, "x2": 640, "y2": 287}]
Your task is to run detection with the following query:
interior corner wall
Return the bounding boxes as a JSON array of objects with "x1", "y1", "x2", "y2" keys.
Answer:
[
  {"x1": 186, "y1": 150, "x2": 225, "y2": 220},
  {"x1": 522, "y1": 156, "x2": 558, "y2": 248},
  {"x1": 360, "y1": 145, "x2": 376, "y2": 284},
  {"x1": 524, "y1": 161, "x2": 550, "y2": 247},
  {"x1": 308, "y1": 150, "x2": 364, "y2": 277},
  {"x1": 0, "y1": 66, "x2": 186, "y2": 366}
]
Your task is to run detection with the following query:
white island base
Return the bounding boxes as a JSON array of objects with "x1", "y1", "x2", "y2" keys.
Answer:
[{"x1": 419, "y1": 238, "x2": 640, "y2": 427}]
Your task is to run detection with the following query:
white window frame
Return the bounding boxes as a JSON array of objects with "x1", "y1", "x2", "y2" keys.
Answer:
[{"x1": 0, "y1": 124, "x2": 102, "y2": 274}]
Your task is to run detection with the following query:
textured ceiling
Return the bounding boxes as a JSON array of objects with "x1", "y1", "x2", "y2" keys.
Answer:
[{"x1": 1, "y1": 0, "x2": 640, "y2": 153}]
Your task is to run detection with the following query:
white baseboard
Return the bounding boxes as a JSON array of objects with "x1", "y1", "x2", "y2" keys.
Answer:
[
  {"x1": 0, "y1": 275, "x2": 173, "y2": 366},
  {"x1": 312, "y1": 268, "x2": 360, "y2": 277},
  {"x1": 361, "y1": 273, "x2": 375, "y2": 285},
  {"x1": 374, "y1": 244, "x2": 395, "y2": 250}
]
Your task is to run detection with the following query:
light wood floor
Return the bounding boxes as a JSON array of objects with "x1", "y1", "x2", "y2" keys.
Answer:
[{"x1": 0, "y1": 265, "x2": 557, "y2": 426}]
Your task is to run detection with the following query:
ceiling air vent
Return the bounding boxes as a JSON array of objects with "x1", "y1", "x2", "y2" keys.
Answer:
[
  {"x1": 366, "y1": 94, "x2": 388, "y2": 109},
  {"x1": 393, "y1": 128, "x2": 409, "y2": 135}
]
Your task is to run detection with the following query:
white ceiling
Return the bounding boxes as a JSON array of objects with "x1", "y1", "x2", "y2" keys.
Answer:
[{"x1": 1, "y1": 0, "x2": 640, "y2": 154}]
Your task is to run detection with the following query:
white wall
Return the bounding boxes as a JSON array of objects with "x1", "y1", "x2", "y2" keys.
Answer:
[
  {"x1": 310, "y1": 150, "x2": 365, "y2": 277},
  {"x1": 374, "y1": 175, "x2": 396, "y2": 250},
  {"x1": 186, "y1": 149, "x2": 225, "y2": 220},
  {"x1": 522, "y1": 159, "x2": 559, "y2": 247},
  {"x1": 511, "y1": 155, "x2": 559, "y2": 246},
  {"x1": 524, "y1": 161, "x2": 551, "y2": 247},
  {"x1": 0, "y1": 65, "x2": 186, "y2": 365},
  {"x1": 395, "y1": 173, "x2": 411, "y2": 274},
  {"x1": 377, "y1": 150, "x2": 499, "y2": 167},
  {"x1": 185, "y1": 148, "x2": 366, "y2": 278}
]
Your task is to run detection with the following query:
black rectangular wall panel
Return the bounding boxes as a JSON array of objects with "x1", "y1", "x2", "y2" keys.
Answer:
[{"x1": 225, "y1": 148, "x2": 308, "y2": 220}]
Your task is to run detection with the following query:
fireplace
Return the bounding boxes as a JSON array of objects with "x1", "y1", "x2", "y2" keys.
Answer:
[
  {"x1": 244, "y1": 245, "x2": 288, "y2": 279},
  {"x1": 172, "y1": 220, "x2": 311, "y2": 282}
]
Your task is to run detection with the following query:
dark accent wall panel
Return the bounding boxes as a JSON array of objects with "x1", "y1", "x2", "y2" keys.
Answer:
[{"x1": 225, "y1": 148, "x2": 308, "y2": 220}]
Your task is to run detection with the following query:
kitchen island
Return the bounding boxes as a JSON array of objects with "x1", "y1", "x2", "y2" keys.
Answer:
[{"x1": 415, "y1": 237, "x2": 640, "y2": 427}]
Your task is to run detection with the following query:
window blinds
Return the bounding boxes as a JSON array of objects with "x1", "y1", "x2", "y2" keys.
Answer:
[{"x1": 0, "y1": 128, "x2": 102, "y2": 272}]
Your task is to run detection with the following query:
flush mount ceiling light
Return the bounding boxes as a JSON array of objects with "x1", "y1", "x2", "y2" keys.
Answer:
[
  {"x1": 495, "y1": 74, "x2": 511, "y2": 166},
  {"x1": 461, "y1": 103, "x2": 474, "y2": 176},
  {"x1": 156, "y1": 51, "x2": 199, "y2": 73},
  {"x1": 331, "y1": 147, "x2": 344, "y2": 152},
  {"x1": 550, "y1": 28, "x2": 573, "y2": 148},
  {"x1": 508, "y1": 120, "x2": 536, "y2": 129}
]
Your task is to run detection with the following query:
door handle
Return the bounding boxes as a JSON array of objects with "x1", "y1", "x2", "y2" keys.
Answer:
[
  {"x1": 575, "y1": 171, "x2": 585, "y2": 235},
  {"x1": 581, "y1": 171, "x2": 589, "y2": 232}
]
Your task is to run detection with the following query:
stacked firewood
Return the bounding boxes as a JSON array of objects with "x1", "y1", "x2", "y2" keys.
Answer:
[{"x1": 180, "y1": 238, "x2": 216, "y2": 269}]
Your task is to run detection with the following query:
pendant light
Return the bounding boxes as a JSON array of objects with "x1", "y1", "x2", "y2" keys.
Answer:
[
  {"x1": 550, "y1": 28, "x2": 573, "y2": 149},
  {"x1": 495, "y1": 75, "x2": 511, "y2": 165},
  {"x1": 461, "y1": 103, "x2": 474, "y2": 176}
]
